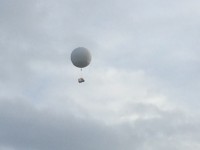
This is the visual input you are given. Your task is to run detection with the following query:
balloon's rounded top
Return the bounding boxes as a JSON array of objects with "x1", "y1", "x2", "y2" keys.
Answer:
[{"x1": 71, "y1": 47, "x2": 91, "y2": 68}]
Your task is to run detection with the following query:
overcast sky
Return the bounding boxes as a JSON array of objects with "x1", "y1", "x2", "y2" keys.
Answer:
[{"x1": 0, "y1": 0, "x2": 200, "y2": 149}]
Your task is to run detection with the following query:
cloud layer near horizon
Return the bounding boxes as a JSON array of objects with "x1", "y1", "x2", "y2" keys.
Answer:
[{"x1": 0, "y1": 0, "x2": 200, "y2": 149}]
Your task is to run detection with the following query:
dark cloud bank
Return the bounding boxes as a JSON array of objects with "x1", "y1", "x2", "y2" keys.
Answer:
[{"x1": 0, "y1": 99, "x2": 199, "y2": 150}]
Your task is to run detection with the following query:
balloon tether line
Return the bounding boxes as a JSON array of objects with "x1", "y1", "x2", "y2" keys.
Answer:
[{"x1": 80, "y1": 68, "x2": 83, "y2": 78}]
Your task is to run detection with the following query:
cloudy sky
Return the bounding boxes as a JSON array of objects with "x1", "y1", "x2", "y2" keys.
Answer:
[{"x1": 0, "y1": 0, "x2": 200, "y2": 149}]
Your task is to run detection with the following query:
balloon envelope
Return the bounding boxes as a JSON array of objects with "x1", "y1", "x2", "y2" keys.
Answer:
[{"x1": 71, "y1": 47, "x2": 91, "y2": 68}]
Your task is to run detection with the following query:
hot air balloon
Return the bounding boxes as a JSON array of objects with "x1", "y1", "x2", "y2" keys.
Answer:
[{"x1": 71, "y1": 47, "x2": 92, "y2": 83}]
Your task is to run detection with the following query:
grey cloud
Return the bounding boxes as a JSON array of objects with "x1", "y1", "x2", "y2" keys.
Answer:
[
  {"x1": 0, "y1": 99, "x2": 199, "y2": 150},
  {"x1": 0, "y1": 0, "x2": 200, "y2": 149},
  {"x1": 0, "y1": 99, "x2": 121, "y2": 150}
]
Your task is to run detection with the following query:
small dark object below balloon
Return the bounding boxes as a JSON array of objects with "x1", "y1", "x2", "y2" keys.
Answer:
[{"x1": 78, "y1": 78, "x2": 85, "y2": 83}]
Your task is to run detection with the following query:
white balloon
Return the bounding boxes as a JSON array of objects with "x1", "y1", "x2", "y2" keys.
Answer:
[{"x1": 71, "y1": 47, "x2": 92, "y2": 68}]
